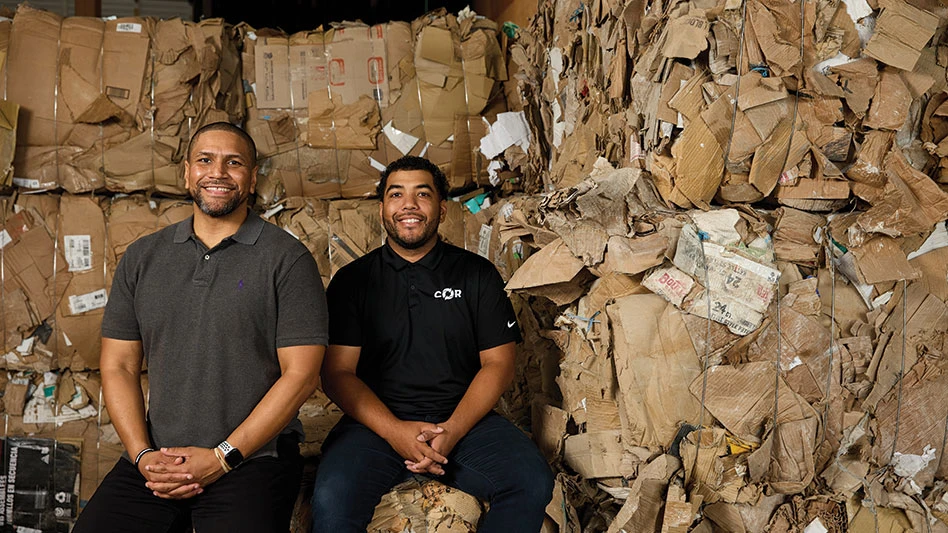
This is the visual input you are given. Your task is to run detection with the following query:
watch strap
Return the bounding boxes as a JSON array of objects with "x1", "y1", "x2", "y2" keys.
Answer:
[{"x1": 217, "y1": 440, "x2": 244, "y2": 469}]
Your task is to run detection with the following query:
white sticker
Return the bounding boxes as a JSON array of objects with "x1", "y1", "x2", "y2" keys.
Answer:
[
  {"x1": 477, "y1": 224, "x2": 492, "y2": 259},
  {"x1": 116, "y1": 22, "x2": 142, "y2": 33},
  {"x1": 419, "y1": 142, "x2": 431, "y2": 158},
  {"x1": 68, "y1": 289, "x2": 108, "y2": 315},
  {"x1": 64, "y1": 235, "x2": 93, "y2": 272},
  {"x1": 12, "y1": 177, "x2": 41, "y2": 189},
  {"x1": 368, "y1": 157, "x2": 387, "y2": 172},
  {"x1": 0, "y1": 229, "x2": 11, "y2": 248}
]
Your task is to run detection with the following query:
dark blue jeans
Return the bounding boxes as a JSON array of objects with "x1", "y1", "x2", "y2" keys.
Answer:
[{"x1": 311, "y1": 411, "x2": 554, "y2": 533}]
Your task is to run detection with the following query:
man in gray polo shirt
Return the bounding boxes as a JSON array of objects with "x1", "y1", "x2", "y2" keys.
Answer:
[{"x1": 73, "y1": 122, "x2": 328, "y2": 533}]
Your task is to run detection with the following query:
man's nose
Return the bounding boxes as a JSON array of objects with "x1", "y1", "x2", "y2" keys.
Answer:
[{"x1": 209, "y1": 160, "x2": 229, "y2": 177}]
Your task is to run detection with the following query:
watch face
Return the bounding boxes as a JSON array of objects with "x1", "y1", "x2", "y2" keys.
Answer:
[{"x1": 224, "y1": 447, "x2": 244, "y2": 468}]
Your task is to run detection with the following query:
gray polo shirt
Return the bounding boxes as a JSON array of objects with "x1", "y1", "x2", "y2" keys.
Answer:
[{"x1": 102, "y1": 210, "x2": 328, "y2": 457}]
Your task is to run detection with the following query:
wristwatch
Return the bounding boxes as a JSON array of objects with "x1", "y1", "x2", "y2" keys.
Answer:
[{"x1": 217, "y1": 440, "x2": 244, "y2": 469}]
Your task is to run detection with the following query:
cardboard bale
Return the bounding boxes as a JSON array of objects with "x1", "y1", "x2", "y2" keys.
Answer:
[
  {"x1": 274, "y1": 197, "x2": 333, "y2": 286},
  {"x1": 327, "y1": 198, "x2": 384, "y2": 275},
  {"x1": 605, "y1": 294, "x2": 704, "y2": 449},
  {"x1": 55, "y1": 195, "x2": 108, "y2": 370},
  {"x1": 362, "y1": 478, "x2": 484, "y2": 533}
]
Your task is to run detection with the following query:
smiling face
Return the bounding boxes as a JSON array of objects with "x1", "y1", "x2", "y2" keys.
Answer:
[
  {"x1": 184, "y1": 129, "x2": 257, "y2": 218},
  {"x1": 380, "y1": 169, "x2": 446, "y2": 258}
]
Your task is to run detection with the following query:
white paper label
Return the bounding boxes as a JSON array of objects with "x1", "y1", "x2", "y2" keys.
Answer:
[
  {"x1": 64, "y1": 235, "x2": 93, "y2": 272},
  {"x1": 0, "y1": 229, "x2": 11, "y2": 248},
  {"x1": 116, "y1": 22, "x2": 142, "y2": 33},
  {"x1": 643, "y1": 266, "x2": 695, "y2": 306},
  {"x1": 477, "y1": 224, "x2": 492, "y2": 259},
  {"x1": 68, "y1": 289, "x2": 108, "y2": 315},
  {"x1": 367, "y1": 157, "x2": 387, "y2": 172},
  {"x1": 12, "y1": 177, "x2": 41, "y2": 189},
  {"x1": 383, "y1": 120, "x2": 420, "y2": 156},
  {"x1": 673, "y1": 225, "x2": 780, "y2": 335}
]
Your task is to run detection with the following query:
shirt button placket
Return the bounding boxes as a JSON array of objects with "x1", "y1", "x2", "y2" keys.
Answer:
[{"x1": 407, "y1": 272, "x2": 419, "y2": 308}]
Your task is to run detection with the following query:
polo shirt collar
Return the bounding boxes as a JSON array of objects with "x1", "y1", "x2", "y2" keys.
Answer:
[
  {"x1": 173, "y1": 209, "x2": 265, "y2": 246},
  {"x1": 381, "y1": 238, "x2": 445, "y2": 271}
]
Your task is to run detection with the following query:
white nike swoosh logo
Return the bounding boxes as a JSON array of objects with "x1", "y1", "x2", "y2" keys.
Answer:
[{"x1": 507, "y1": 321, "x2": 516, "y2": 328}]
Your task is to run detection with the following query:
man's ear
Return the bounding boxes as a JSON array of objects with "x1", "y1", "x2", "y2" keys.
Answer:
[
  {"x1": 251, "y1": 165, "x2": 258, "y2": 194},
  {"x1": 183, "y1": 161, "x2": 191, "y2": 189},
  {"x1": 440, "y1": 200, "x2": 447, "y2": 222}
]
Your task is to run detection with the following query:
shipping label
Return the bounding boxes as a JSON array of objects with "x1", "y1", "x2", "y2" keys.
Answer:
[
  {"x1": 116, "y1": 22, "x2": 142, "y2": 33},
  {"x1": 674, "y1": 225, "x2": 779, "y2": 335},
  {"x1": 477, "y1": 224, "x2": 492, "y2": 259},
  {"x1": 63, "y1": 235, "x2": 93, "y2": 272},
  {"x1": 68, "y1": 289, "x2": 108, "y2": 315}
]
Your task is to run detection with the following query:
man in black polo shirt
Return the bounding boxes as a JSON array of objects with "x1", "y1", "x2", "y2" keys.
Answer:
[
  {"x1": 311, "y1": 156, "x2": 553, "y2": 532},
  {"x1": 74, "y1": 122, "x2": 328, "y2": 533}
]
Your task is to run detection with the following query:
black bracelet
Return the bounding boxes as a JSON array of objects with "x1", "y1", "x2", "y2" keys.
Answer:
[{"x1": 134, "y1": 447, "x2": 155, "y2": 466}]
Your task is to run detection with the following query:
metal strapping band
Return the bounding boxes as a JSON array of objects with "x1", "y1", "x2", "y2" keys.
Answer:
[
  {"x1": 890, "y1": 278, "x2": 908, "y2": 462},
  {"x1": 150, "y1": 43, "x2": 157, "y2": 191},
  {"x1": 717, "y1": 0, "x2": 750, "y2": 178},
  {"x1": 690, "y1": 223, "x2": 714, "y2": 485},
  {"x1": 54, "y1": 21, "x2": 63, "y2": 191},
  {"x1": 99, "y1": 21, "x2": 106, "y2": 188},
  {"x1": 457, "y1": 21, "x2": 474, "y2": 187},
  {"x1": 325, "y1": 29, "x2": 343, "y2": 198},
  {"x1": 820, "y1": 227, "x2": 837, "y2": 449},
  {"x1": 288, "y1": 35, "x2": 305, "y2": 200}
]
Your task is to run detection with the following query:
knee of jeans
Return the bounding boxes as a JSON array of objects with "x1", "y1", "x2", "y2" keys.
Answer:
[
  {"x1": 524, "y1": 466, "x2": 556, "y2": 507},
  {"x1": 502, "y1": 457, "x2": 555, "y2": 507},
  {"x1": 310, "y1": 470, "x2": 351, "y2": 515}
]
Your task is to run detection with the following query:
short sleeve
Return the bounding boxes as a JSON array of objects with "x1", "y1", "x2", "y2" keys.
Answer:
[
  {"x1": 475, "y1": 261, "x2": 522, "y2": 351},
  {"x1": 326, "y1": 265, "x2": 362, "y2": 346},
  {"x1": 101, "y1": 250, "x2": 142, "y2": 340},
  {"x1": 275, "y1": 252, "x2": 329, "y2": 347}
]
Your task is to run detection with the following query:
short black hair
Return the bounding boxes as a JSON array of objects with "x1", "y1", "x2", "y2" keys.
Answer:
[
  {"x1": 377, "y1": 156, "x2": 449, "y2": 200},
  {"x1": 187, "y1": 122, "x2": 257, "y2": 167}
]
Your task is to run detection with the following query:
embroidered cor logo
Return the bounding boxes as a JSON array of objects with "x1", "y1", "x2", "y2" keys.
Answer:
[{"x1": 434, "y1": 288, "x2": 462, "y2": 300}]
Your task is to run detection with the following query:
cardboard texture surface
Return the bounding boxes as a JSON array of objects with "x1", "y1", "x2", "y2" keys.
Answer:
[{"x1": 3, "y1": 1, "x2": 948, "y2": 530}]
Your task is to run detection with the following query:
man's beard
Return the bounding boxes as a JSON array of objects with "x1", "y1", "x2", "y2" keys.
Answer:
[
  {"x1": 191, "y1": 187, "x2": 244, "y2": 218},
  {"x1": 383, "y1": 216, "x2": 439, "y2": 250}
]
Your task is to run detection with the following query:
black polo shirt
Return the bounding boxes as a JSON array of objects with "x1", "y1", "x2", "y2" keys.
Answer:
[{"x1": 328, "y1": 239, "x2": 521, "y2": 418}]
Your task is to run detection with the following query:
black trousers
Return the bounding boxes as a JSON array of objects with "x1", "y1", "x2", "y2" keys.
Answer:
[{"x1": 73, "y1": 436, "x2": 303, "y2": 533}]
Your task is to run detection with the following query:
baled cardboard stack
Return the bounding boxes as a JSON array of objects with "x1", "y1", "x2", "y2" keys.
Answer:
[
  {"x1": 477, "y1": 0, "x2": 948, "y2": 530},
  {"x1": 2, "y1": 1, "x2": 947, "y2": 531},
  {"x1": 240, "y1": 8, "x2": 510, "y2": 204},
  {"x1": 0, "y1": 7, "x2": 520, "y2": 529},
  {"x1": 4, "y1": 4, "x2": 243, "y2": 195}
]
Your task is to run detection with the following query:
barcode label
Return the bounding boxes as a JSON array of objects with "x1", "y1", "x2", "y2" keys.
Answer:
[
  {"x1": 69, "y1": 289, "x2": 108, "y2": 315},
  {"x1": 64, "y1": 235, "x2": 93, "y2": 272},
  {"x1": 12, "y1": 177, "x2": 41, "y2": 188},
  {"x1": 116, "y1": 22, "x2": 142, "y2": 33},
  {"x1": 477, "y1": 224, "x2": 492, "y2": 259}
]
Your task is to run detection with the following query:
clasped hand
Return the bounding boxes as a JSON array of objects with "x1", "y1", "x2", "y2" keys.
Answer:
[
  {"x1": 386, "y1": 420, "x2": 462, "y2": 476},
  {"x1": 138, "y1": 447, "x2": 225, "y2": 500}
]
